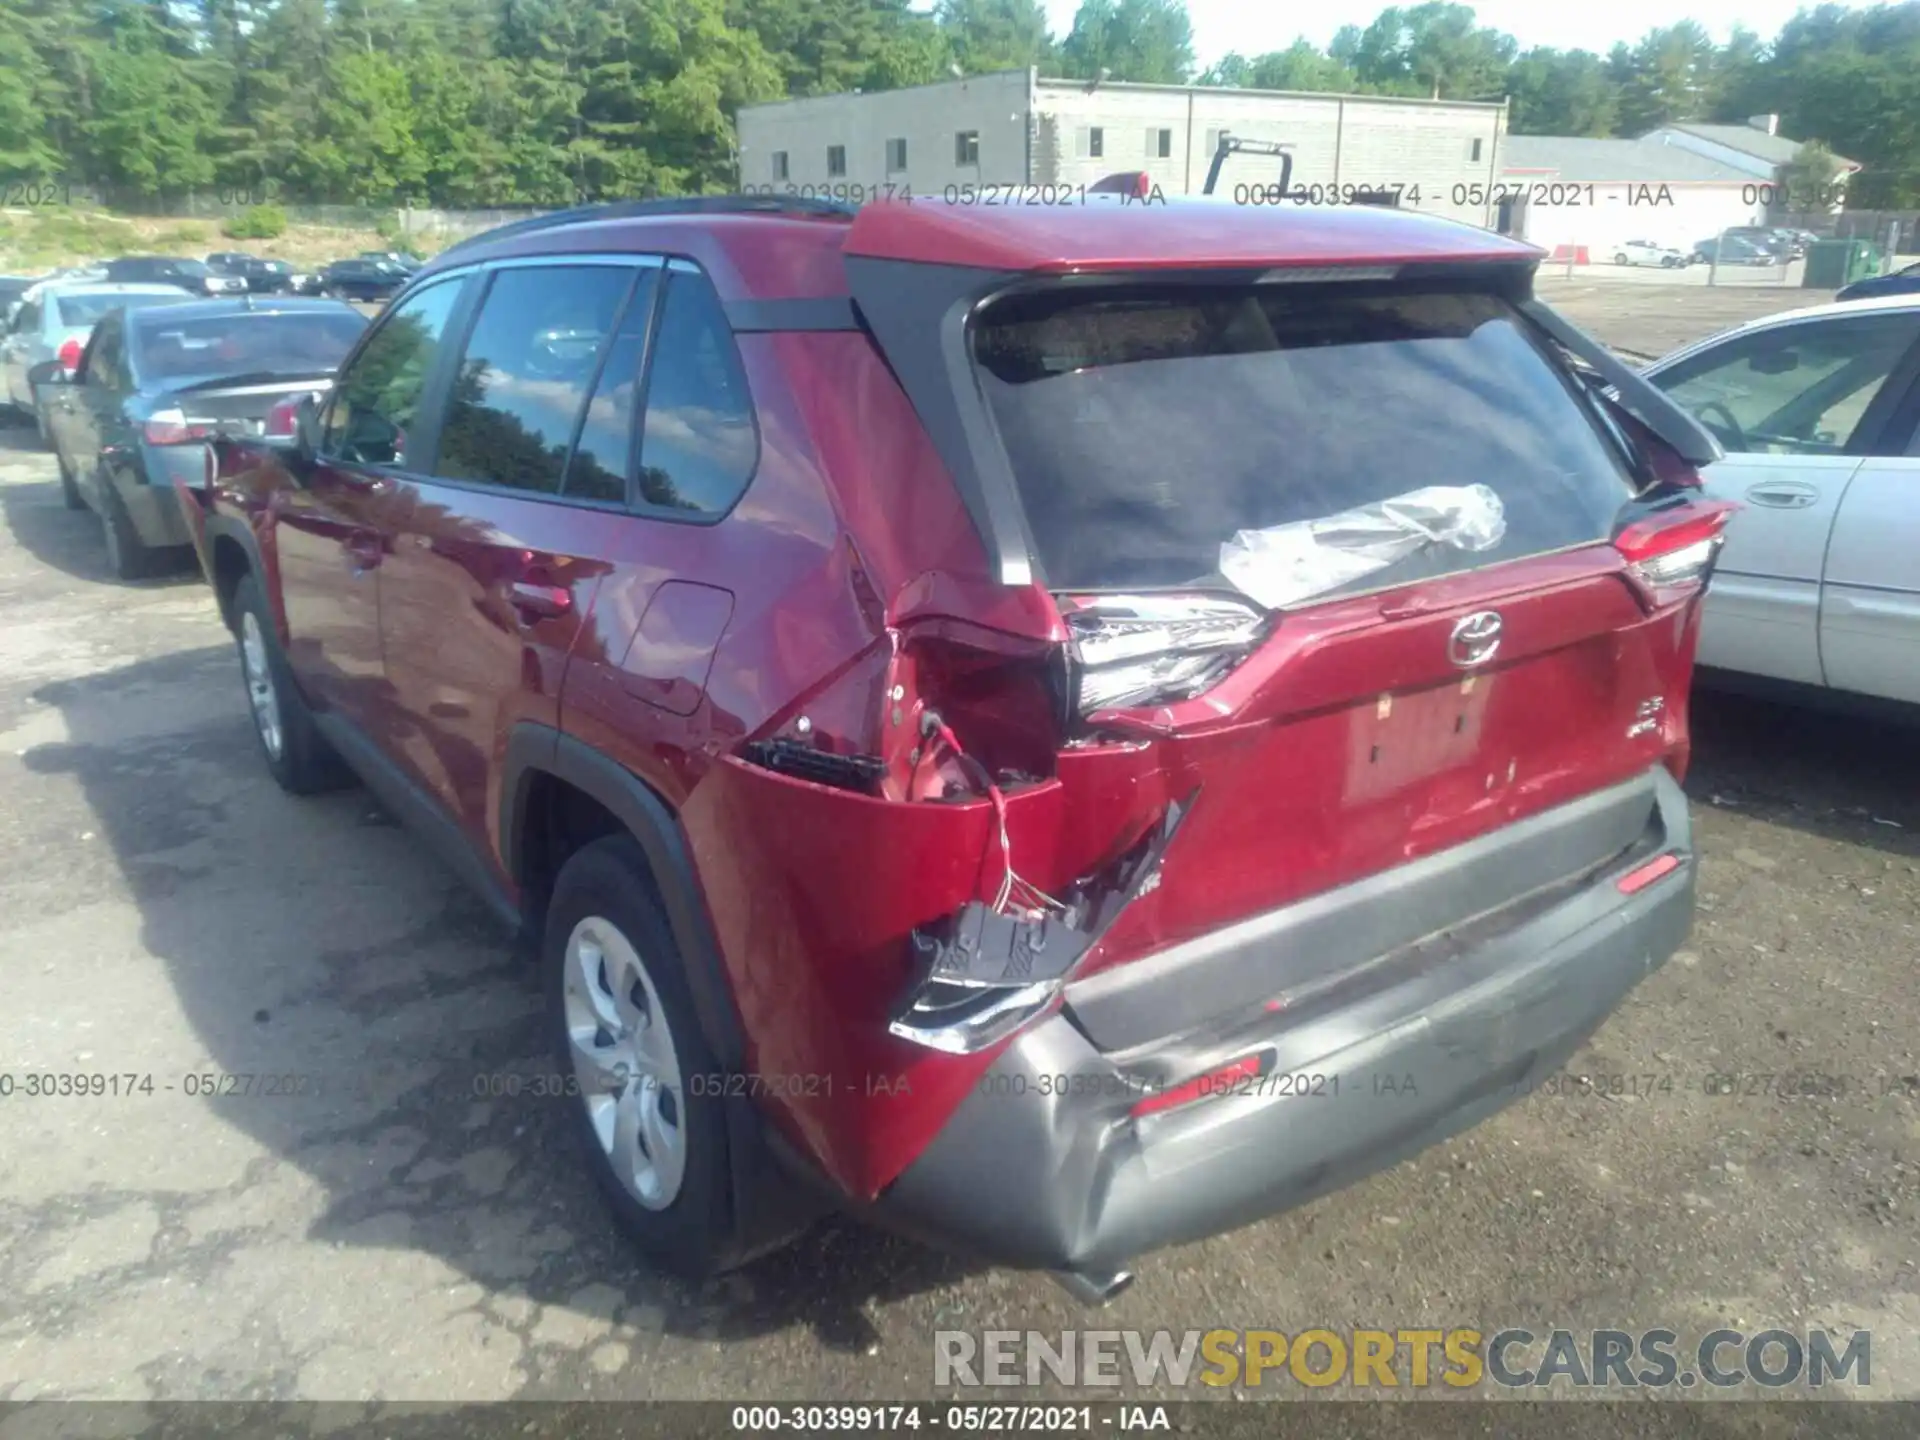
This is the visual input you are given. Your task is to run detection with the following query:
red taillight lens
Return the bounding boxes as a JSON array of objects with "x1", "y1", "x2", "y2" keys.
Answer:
[
  {"x1": 264, "y1": 394, "x2": 303, "y2": 437},
  {"x1": 57, "y1": 338, "x2": 83, "y2": 371},
  {"x1": 1614, "y1": 500, "x2": 1739, "y2": 602},
  {"x1": 142, "y1": 409, "x2": 215, "y2": 446},
  {"x1": 1132, "y1": 1053, "x2": 1267, "y2": 1118}
]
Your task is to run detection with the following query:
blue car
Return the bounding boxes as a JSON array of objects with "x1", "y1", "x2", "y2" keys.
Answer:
[{"x1": 1836, "y1": 260, "x2": 1920, "y2": 302}]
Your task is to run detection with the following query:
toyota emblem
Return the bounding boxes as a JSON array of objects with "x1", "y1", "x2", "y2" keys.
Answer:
[{"x1": 1448, "y1": 610, "x2": 1503, "y2": 669}]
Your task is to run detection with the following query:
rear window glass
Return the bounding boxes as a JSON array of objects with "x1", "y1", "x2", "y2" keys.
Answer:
[
  {"x1": 134, "y1": 312, "x2": 367, "y2": 382},
  {"x1": 972, "y1": 283, "x2": 1637, "y2": 596},
  {"x1": 56, "y1": 293, "x2": 191, "y2": 327}
]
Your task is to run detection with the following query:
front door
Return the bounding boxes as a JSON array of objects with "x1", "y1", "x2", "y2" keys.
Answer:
[
  {"x1": 1651, "y1": 308, "x2": 1920, "y2": 686},
  {"x1": 280, "y1": 276, "x2": 467, "y2": 730}
]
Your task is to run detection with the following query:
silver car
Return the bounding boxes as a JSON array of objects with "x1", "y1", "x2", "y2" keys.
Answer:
[
  {"x1": 0, "y1": 282, "x2": 195, "y2": 440},
  {"x1": 1642, "y1": 293, "x2": 1920, "y2": 707}
]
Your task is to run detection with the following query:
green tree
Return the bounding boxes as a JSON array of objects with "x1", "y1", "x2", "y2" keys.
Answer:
[
  {"x1": 1339, "y1": 2, "x2": 1514, "y2": 99},
  {"x1": 1506, "y1": 48, "x2": 1617, "y2": 135},
  {"x1": 1057, "y1": 0, "x2": 1194, "y2": 84},
  {"x1": 83, "y1": 3, "x2": 220, "y2": 201},
  {"x1": 0, "y1": 5, "x2": 62, "y2": 181},
  {"x1": 1201, "y1": 42, "x2": 1358, "y2": 92},
  {"x1": 936, "y1": 0, "x2": 1052, "y2": 74},
  {"x1": 1615, "y1": 22, "x2": 1718, "y2": 132}
]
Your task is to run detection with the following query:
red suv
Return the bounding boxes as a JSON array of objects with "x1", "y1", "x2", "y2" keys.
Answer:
[{"x1": 175, "y1": 195, "x2": 1730, "y2": 1300}]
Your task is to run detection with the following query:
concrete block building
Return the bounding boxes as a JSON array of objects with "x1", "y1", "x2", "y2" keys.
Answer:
[{"x1": 736, "y1": 69, "x2": 1510, "y2": 228}]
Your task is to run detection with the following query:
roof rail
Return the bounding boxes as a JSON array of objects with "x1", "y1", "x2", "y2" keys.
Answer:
[{"x1": 434, "y1": 194, "x2": 860, "y2": 260}]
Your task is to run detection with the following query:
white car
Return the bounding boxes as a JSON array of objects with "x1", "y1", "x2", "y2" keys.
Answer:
[
  {"x1": 1642, "y1": 293, "x2": 1920, "y2": 707},
  {"x1": 1614, "y1": 239, "x2": 1689, "y2": 269},
  {"x1": 0, "y1": 281, "x2": 196, "y2": 439}
]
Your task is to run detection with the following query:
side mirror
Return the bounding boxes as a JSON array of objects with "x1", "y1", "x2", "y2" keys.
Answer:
[
  {"x1": 292, "y1": 392, "x2": 322, "y2": 464},
  {"x1": 26, "y1": 360, "x2": 69, "y2": 388}
]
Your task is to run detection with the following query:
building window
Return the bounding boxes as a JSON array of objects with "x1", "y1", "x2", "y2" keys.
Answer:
[
  {"x1": 956, "y1": 130, "x2": 979, "y2": 166},
  {"x1": 1154, "y1": 128, "x2": 1172, "y2": 159},
  {"x1": 772, "y1": 151, "x2": 788, "y2": 181},
  {"x1": 1089, "y1": 127, "x2": 1105, "y2": 159},
  {"x1": 886, "y1": 137, "x2": 908, "y2": 172},
  {"x1": 827, "y1": 145, "x2": 847, "y2": 177},
  {"x1": 1471, "y1": 138, "x2": 1484, "y2": 163}
]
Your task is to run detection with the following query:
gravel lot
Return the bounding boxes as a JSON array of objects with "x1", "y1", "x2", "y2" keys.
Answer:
[{"x1": 1, "y1": 278, "x2": 1916, "y2": 1430}]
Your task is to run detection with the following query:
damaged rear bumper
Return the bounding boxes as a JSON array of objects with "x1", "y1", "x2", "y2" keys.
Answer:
[{"x1": 868, "y1": 766, "x2": 1694, "y2": 1275}]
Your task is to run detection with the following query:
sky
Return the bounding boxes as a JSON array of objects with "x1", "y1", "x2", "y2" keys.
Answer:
[{"x1": 1037, "y1": 0, "x2": 1817, "y2": 69}]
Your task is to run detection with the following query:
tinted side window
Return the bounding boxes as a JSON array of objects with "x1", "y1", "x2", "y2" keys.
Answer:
[
  {"x1": 563, "y1": 271, "x2": 659, "y2": 504},
  {"x1": 322, "y1": 280, "x2": 462, "y2": 468},
  {"x1": 636, "y1": 270, "x2": 758, "y2": 514},
  {"x1": 85, "y1": 318, "x2": 125, "y2": 388},
  {"x1": 435, "y1": 265, "x2": 635, "y2": 495}
]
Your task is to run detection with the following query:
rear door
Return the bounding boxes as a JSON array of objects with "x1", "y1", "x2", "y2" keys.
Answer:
[
  {"x1": 1647, "y1": 308, "x2": 1920, "y2": 686},
  {"x1": 46, "y1": 312, "x2": 124, "y2": 492},
  {"x1": 374, "y1": 258, "x2": 658, "y2": 860},
  {"x1": 1820, "y1": 381, "x2": 1920, "y2": 703}
]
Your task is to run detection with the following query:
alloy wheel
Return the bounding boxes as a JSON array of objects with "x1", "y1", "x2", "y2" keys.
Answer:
[
  {"x1": 240, "y1": 611, "x2": 285, "y2": 760},
  {"x1": 563, "y1": 916, "x2": 687, "y2": 1210}
]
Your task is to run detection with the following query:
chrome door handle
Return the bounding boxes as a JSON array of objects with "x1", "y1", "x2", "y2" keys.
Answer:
[{"x1": 1744, "y1": 481, "x2": 1818, "y2": 509}]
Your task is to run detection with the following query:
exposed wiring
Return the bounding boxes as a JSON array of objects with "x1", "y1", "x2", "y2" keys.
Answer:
[{"x1": 925, "y1": 714, "x2": 1067, "y2": 919}]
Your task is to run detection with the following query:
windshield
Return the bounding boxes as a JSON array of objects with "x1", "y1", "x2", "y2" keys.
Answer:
[
  {"x1": 133, "y1": 311, "x2": 367, "y2": 383},
  {"x1": 972, "y1": 281, "x2": 1637, "y2": 594},
  {"x1": 56, "y1": 292, "x2": 192, "y2": 327},
  {"x1": 168, "y1": 260, "x2": 213, "y2": 278}
]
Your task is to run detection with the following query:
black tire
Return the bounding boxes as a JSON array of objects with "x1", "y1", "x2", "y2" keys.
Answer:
[
  {"x1": 1614, "y1": 252, "x2": 1629, "y2": 266},
  {"x1": 57, "y1": 450, "x2": 84, "y2": 510},
  {"x1": 97, "y1": 479, "x2": 157, "y2": 580},
  {"x1": 230, "y1": 573, "x2": 350, "y2": 795},
  {"x1": 546, "y1": 835, "x2": 744, "y2": 1277}
]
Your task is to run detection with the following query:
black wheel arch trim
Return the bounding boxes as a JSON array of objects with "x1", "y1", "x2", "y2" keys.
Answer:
[
  {"x1": 198, "y1": 510, "x2": 267, "y2": 623},
  {"x1": 499, "y1": 723, "x2": 746, "y2": 1070},
  {"x1": 500, "y1": 723, "x2": 830, "y2": 1257}
]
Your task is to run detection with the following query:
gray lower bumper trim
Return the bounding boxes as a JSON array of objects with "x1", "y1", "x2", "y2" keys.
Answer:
[{"x1": 872, "y1": 767, "x2": 1695, "y2": 1273}]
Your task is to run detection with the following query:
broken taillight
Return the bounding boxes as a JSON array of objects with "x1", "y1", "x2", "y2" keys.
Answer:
[
  {"x1": 1058, "y1": 593, "x2": 1267, "y2": 717},
  {"x1": 1613, "y1": 500, "x2": 1739, "y2": 607}
]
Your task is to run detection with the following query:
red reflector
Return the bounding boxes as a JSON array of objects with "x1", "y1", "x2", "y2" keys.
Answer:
[
  {"x1": 1131, "y1": 1053, "x2": 1265, "y2": 1118},
  {"x1": 57, "y1": 338, "x2": 83, "y2": 371},
  {"x1": 1617, "y1": 853, "x2": 1681, "y2": 895}
]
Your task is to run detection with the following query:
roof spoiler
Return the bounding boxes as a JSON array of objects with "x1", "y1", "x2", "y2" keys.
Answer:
[{"x1": 1519, "y1": 298, "x2": 1724, "y2": 468}]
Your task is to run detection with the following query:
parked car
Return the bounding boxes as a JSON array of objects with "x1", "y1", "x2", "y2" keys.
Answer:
[
  {"x1": 0, "y1": 275, "x2": 34, "y2": 327},
  {"x1": 211, "y1": 255, "x2": 311, "y2": 296},
  {"x1": 35, "y1": 296, "x2": 366, "y2": 578},
  {"x1": 176, "y1": 194, "x2": 1728, "y2": 1295},
  {"x1": 1, "y1": 282, "x2": 197, "y2": 438},
  {"x1": 1837, "y1": 260, "x2": 1920, "y2": 303},
  {"x1": 1642, "y1": 292, "x2": 1920, "y2": 707},
  {"x1": 357, "y1": 250, "x2": 423, "y2": 274},
  {"x1": 1612, "y1": 239, "x2": 1689, "y2": 269},
  {"x1": 1719, "y1": 226, "x2": 1796, "y2": 261},
  {"x1": 1693, "y1": 235, "x2": 1778, "y2": 266},
  {"x1": 103, "y1": 255, "x2": 250, "y2": 297},
  {"x1": 313, "y1": 259, "x2": 407, "y2": 301}
]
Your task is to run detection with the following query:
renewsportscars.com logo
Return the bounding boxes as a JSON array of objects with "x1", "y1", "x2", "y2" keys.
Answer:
[{"x1": 934, "y1": 1327, "x2": 1872, "y2": 1391}]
